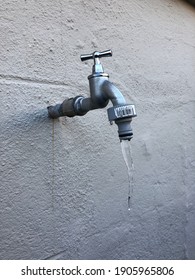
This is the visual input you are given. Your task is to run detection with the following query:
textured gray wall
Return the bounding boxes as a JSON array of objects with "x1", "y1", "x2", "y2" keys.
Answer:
[{"x1": 0, "y1": 0, "x2": 195, "y2": 260}]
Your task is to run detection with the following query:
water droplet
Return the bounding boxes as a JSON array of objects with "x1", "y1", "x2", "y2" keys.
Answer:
[{"x1": 128, "y1": 196, "x2": 131, "y2": 211}]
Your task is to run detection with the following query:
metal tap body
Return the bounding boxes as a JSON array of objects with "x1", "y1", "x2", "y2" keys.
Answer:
[{"x1": 47, "y1": 50, "x2": 136, "y2": 141}]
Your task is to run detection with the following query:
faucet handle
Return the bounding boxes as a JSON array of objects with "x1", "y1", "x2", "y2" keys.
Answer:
[
  {"x1": 81, "y1": 50, "x2": 112, "y2": 75},
  {"x1": 80, "y1": 50, "x2": 112, "y2": 62}
]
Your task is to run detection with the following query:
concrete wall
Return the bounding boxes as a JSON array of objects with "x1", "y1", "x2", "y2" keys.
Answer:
[{"x1": 0, "y1": 0, "x2": 195, "y2": 259}]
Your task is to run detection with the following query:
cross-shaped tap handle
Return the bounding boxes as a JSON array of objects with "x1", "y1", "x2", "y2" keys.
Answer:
[{"x1": 80, "y1": 50, "x2": 112, "y2": 62}]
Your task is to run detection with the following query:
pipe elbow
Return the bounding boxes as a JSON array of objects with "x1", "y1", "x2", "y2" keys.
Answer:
[{"x1": 102, "y1": 80, "x2": 126, "y2": 106}]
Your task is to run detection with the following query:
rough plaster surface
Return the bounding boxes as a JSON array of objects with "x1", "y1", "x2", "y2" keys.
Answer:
[{"x1": 0, "y1": 0, "x2": 195, "y2": 259}]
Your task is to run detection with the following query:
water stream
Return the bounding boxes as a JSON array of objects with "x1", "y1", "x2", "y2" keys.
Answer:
[{"x1": 120, "y1": 140, "x2": 134, "y2": 211}]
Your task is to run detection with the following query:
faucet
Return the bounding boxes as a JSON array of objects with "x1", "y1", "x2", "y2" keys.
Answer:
[{"x1": 47, "y1": 50, "x2": 136, "y2": 141}]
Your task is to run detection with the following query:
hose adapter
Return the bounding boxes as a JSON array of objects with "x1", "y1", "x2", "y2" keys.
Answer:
[{"x1": 107, "y1": 104, "x2": 137, "y2": 141}]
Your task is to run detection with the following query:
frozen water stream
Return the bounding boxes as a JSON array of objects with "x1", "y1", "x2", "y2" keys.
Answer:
[{"x1": 120, "y1": 140, "x2": 134, "y2": 210}]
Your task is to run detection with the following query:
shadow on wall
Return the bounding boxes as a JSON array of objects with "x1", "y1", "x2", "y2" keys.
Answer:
[
  {"x1": 0, "y1": 108, "x2": 53, "y2": 209},
  {"x1": 184, "y1": 0, "x2": 195, "y2": 7},
  {"x1": 0, "y1": 107, "x2": 59, "y2": 258},
  {"x1": 1, "y1": 106, "x2": 57, "y2": 194}
]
